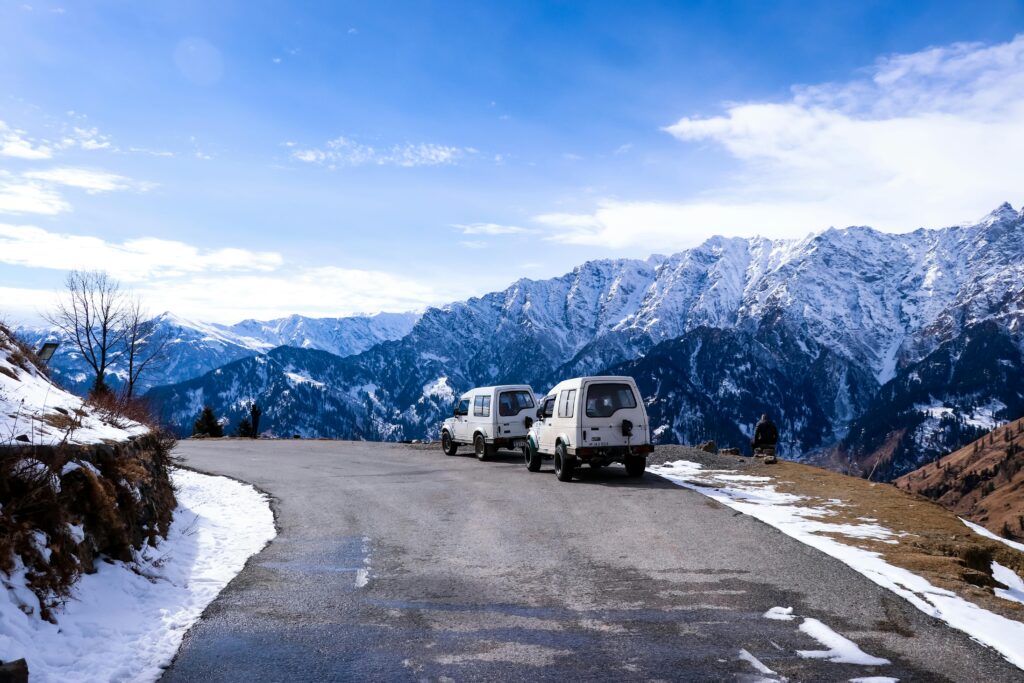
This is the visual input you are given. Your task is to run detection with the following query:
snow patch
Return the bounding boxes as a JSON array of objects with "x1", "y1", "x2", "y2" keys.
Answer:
[
  {"x1": 796, "y1": 617, "x2": 890, "y2": 665},
  {"x1": 960, "y1": 518, "x2": 1024, "y2": 554},
  {"x1": 422, "y1": 376, "x2": 455, "y2": 402},
  {"x1": 992, "y1": 562, "x2": 1024, "y2": 606},
  {"x1": 764, "y1": 606, "x2": 795, "y2": 621},
  {"x1": 0, "y1": 468, "x2": 275, "y2": 682},
  {"x1": 284, "y1": 371, "x2": 325, "y2": 388}
]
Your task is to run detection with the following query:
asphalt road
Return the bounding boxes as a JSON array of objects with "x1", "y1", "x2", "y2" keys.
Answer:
[{"x1": 163, "y1": 440, "x2": 1020, "y2": 682}]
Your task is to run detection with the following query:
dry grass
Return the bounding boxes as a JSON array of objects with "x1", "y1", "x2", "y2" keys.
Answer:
[
  {"x1": 740, "y1": 458, "x2": 1024, "y2": 621},
  {"x1": 39, "y1": 411, "x2": 81, "y2": 432}
]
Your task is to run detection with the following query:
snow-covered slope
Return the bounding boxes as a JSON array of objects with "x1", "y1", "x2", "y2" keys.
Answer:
[
  {"x1": 17, "y1": 311, "x2": 420, "y2": 396},
  {"x1": 0, "y1": 327, "x2": 147, "y2": 446}
]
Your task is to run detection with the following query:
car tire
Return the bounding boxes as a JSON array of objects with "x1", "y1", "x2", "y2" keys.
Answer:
[
  {"x1": 625, "y1": 455, "x2": 646, "y2": 478},
  {"x1": 554, "y1": 443, "x2": 575, "y2": 482},
  {"x1": 474, "y1": 433, "x2": 491, "y2": 461},
  {"x1": 524, "y1": 441, "x2": 542, "y2": 472},
  {"x1": 441, "y1": 431, "x2": 458, "y2": 456}
]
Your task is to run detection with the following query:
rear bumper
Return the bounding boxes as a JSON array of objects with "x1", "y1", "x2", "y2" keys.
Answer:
[{"x1": 569, "y1": 444, "x2": 653, "y2": 460}]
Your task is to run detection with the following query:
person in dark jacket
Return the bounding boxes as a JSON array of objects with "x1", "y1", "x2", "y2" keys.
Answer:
[{"x1": 752, "y1": 414, "x2": 779, "y2": 452}]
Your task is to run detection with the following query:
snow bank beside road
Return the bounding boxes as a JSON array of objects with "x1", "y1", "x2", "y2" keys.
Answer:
[
  {"x1": 652, "y1": 459, "x2": 1024, "y2": 671},
  {"x1": 0, "y1": 468, "x2": 276, "y2": 682}
]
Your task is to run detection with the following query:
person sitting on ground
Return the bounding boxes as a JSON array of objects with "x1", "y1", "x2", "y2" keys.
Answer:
[{"x1": 752, "y1": 413, "x2": 779, "y2": 453}]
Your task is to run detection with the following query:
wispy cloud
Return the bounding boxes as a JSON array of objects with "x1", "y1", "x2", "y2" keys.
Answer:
[
  {"x1": 458, "y1": 240, "x2": 487, "y2": 249},
  {"x1": 58, "y1": 125, "x2": 113, "y2": 151},
  {"x1": 0, "y1": 223, "x2": 282, "y2": 281},
  {"x1": 23, "y1": 167, "x2": 153, "y2": 194},
  {"x1": 0, "y1": 120, "x2": 52, "y2": 159},
  {"x1": 292, "y1": 136, "x2": 473, "y2": 168},
  {"x1": 452, "y1": 222, "x2": 536, "y2": 235},
  {"x1": 538, "y1": 34, "x2": 1024, "y2": 249}
]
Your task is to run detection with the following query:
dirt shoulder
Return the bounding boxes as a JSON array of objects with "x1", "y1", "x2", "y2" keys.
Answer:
[{"x1": 657, "y1": 452, "x2": 1024, "y2": 624}]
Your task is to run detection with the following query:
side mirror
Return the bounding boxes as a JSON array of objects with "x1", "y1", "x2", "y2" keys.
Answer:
[
  {"x1": 536, "y1": 407, "x2": 544, "y2": 419},
  {"x1": 453, "y1": 406, "x2": 459, "y2": 416}
]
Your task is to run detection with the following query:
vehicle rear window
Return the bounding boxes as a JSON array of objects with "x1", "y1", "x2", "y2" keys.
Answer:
[
  {"x1": 585, "y1": 383, "x2": 637, "y2": 418},
  {"x1": 498, "y1": 390, "x2": 535, "y2": 416}
]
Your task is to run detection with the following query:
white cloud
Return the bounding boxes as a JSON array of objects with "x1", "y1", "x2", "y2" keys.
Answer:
[
  {"x1": 0, "y1": 120, "x2": 52, "y2": 159},
  {"x1": 3, "y1": 265, "x2": 456, "y2": 325},
  {"x1": 0, "y1": 174, "x2": 70, "y2": 215},
  {"x1": 458, "y1": 240, "x2": 487, "y2": 249},
  {"x1": 452, "y1": 222, "x2": 535, "y2": 235},
  {"x1": 291, "y1": 136, "x2": 472, "y2": 168},
  {"x1": 0, "y1": 223, "x2": 283, "y2": 281},
  {"x1": 540, "y1": 34, "x2": 1024, "y2": 249},
  {"x1": 23, "y1": 168, "x2": 153, "y2": 194}
]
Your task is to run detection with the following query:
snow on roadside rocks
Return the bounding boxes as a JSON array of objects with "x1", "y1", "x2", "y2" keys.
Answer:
[
  {"x1": 0, "y1": 468, "x2": 276, "y2": 682},
  {"x1": 651, "y1": 459, "x2": 1024, "y2": 670},
  {"x1": 0, "y1": 334, "x2": 147, "y2": 446}
]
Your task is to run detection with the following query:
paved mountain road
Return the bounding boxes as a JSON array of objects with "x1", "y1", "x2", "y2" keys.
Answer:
[{"x1": 163, "y1": 440, "x2": 1019, "y2": 682}]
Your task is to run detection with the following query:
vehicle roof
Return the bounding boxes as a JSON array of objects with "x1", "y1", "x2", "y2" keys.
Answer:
[
  {"x1": 543, "y1": 376, "x2": 638, "y2": 396},
  {"x1": 458, "y1": 384, "x2": 534, "y2": 397}
]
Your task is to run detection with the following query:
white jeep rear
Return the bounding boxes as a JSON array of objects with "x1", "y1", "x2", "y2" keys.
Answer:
[{"x1": 524, "y1": 376, "x2": 652, "y2": 481}]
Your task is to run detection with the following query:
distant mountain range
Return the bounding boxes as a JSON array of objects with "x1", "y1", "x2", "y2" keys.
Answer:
[
  {"x1": 138, "y1": 202, "x2": 1024, "y2": 479},
  {"x1": 15, "y1": 203, "x2": 1023, "y2": 479},
  {"x1": 16, "y1": 311, "x2": 419, "y2": 395}
]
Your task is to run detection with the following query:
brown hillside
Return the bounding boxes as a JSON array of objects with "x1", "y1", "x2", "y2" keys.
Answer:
[{"x1": 896, "y1": 416, "x2": 1024, "y2": 541}]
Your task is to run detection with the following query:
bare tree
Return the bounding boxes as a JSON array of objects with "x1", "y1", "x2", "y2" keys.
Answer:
[
  {"x1": 122, "y1": 296, "x2": 170, "y2": 398},
  {"x1": 44, "y1": 270, "x2": 126, "y2": 396}
]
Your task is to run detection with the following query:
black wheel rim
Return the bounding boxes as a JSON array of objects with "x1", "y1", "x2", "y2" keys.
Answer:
[
  {"x1": 476, "y1": 437, "x2": 483, "y2": 456},
  {"x1": 442, "y1": 434, "x2": 450, "y2": 451},
  {"x1": 554, "y1": 451, "x2": 562, "y2": 474}
]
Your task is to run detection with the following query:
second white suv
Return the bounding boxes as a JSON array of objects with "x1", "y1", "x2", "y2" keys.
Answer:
[{"x1": 440, "y1": 385, "x2": 537, "y2": 460}]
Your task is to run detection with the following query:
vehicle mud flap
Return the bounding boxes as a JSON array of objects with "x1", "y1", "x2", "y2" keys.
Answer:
[{"x1": 524, "y1": 436, "x2": 542, "y2": 472}]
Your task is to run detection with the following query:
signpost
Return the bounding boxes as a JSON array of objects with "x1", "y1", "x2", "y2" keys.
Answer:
[{"x1": 36, "y1": 342, "x2": 60, "y2": 364}]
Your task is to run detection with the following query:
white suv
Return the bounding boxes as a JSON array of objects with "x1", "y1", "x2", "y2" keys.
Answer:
[
  {"x1": 524, "y1": 376, "x2": 652, "y2": 481},
  {"x1": 440, "y1": 385, "x2": 537, "y2": 460}
]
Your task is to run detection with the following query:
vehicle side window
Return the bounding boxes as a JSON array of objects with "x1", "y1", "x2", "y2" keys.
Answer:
[
  {"x1": 498, "y1": 390, "x2": 535, "y2": 416},
  {"x1": 557, "y1": 389, "x2": 577, "y2": 418},
  {"x1": 473, "y1": 396, "x2": 483, "y2": 416},
  {"x1": 457, "y1": 399, "x2": 469, "y2": 416},
  {"x1": 481, "y1": 396, "x2": 490, "y2": 417},
  {"x1": 542, "y1": 396, "x2": 555, "y2": 419},
  {"x1": 585, "y1": 383, "x2": 638, "y2": 418}
]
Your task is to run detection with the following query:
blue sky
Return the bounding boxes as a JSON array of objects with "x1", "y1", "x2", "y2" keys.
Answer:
[{"x1": 2, "y1": 1, "x2": 1024, "y2": 323}]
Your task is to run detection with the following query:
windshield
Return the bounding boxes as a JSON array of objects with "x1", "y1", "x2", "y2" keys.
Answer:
[
  {"x1": 498, "y1": 390, "x2": 535, "y2": 416},
  {"x1": 585, "y1": 383, "x2": 638, "y2": 418}
]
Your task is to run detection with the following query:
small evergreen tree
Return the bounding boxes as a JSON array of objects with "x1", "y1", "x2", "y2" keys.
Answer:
[
  {"x1": 193, "y1": 405, "x2": 224, "y2": 438},
  {"x1": 236, "y1": 415, "x2": 254, "y2": 438}
]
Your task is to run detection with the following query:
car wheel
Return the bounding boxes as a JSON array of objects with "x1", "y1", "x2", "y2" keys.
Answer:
[
  {"x1": 441, "y1": 431, "x2": 458, "y2": 456},
  {"x1": 474, "y1": 433, "x2": 489, "y2": 461},
  {"x1": 524, "y1": 441, "x2": 542, "y2": 472},
  {"x1": 625, "y1": 455, "x2": 646, "y2": 478},
  {"x1": 554, "y1": 443, "x2": 575, "y2": 482}
]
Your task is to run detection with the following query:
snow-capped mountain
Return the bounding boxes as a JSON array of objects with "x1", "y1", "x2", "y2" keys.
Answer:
[
  {"x1": 149, "y1": 203, "x2": 1024, "y2": 477},
  {"x1": 17, "y1": 311, "x2": 419, "y2": 395}
]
